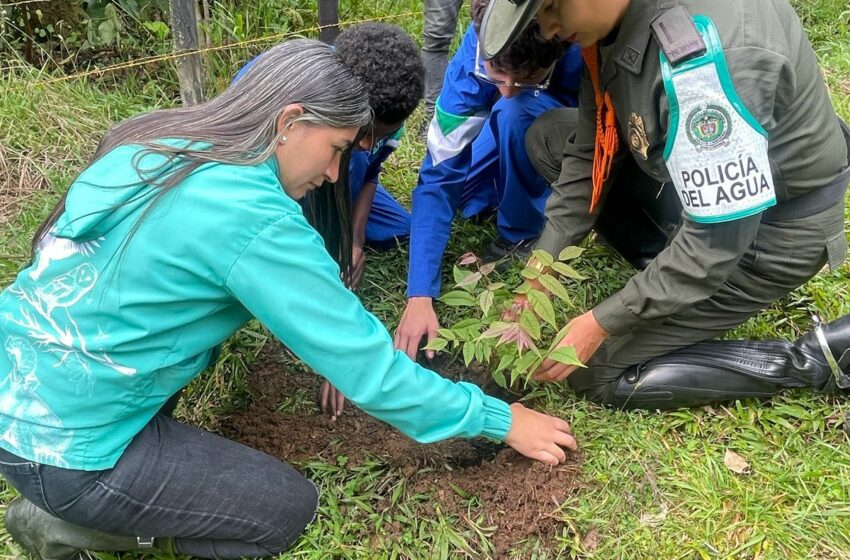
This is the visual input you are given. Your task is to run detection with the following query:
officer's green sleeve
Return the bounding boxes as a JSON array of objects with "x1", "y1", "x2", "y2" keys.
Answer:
[
  {"x1": 536, "y1": 68, "x2": 621, "y2": 256},
  {"x1": 593, "y1": 45, "x2": 793, "y2": 336},
  {"x1": 224, "y1": 212, "x2": 512, "y2": 443},
  {"x1": 593, "y1": 215, "x2": 760, "y2": 335}
]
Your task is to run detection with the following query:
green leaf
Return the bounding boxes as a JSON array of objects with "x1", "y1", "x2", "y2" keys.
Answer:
[
  {"x1": 143, "y1": 21, "x2": 170, "y2": 40},
  {"x1": 423, "y1": 338, "x2": 448, "y2": 352},
  {"x1": 479, "y1": 290, "x2": 494, "y2": 315},
  {"x1": 527, "y1": 289, "x2": 557, "y2": 328},
  {"x1": 439, "y1": 290, "x2": 476, "y2": 307},
  {"x1": 551, "y1": 262, "x2": 586, "y2": 281},
  {"x1": 450, "y1": 318, "x2": 481, "y2": 341},
  {"x1": 550, "y1": 322, "x2": 572, "y2": 348},
  {"x1": 547, "y1": 345, "x2": 585, "y2": 367},
  {"x1": 463, "y1": 341, "x2": 475, "y2": 366},
  {"x1": 520, "y1": 267, "x2": 541, "y2": 280},
  {"x1": 98, "y1": 20, "x2": 117, "y2": 44},
  {"x1": 531, "y1": 249, "x2": 554, "y2": 266},
  {"x1": 457, "y1": 271, "x2": 483, "y2": 290},
  {"x1": 537, "y1": 273, "x2": 570, "y2": 302},
  {"x1": 514, "y1": 351, "x2": 539, "y2": 375},
  {"x1": 456, "y1": 330, "x2": 476, "y2": 342},
  {"x1": 475, "y1": 343, "x2": 489, "y2": 363},
  {"x1": 558, "y1": 246, "x2": 585, "y2": 261},
  {"x1": 494, "y1": 353, "x2": 515, "y2": 373},
  {"x1": 453, "y1": 266, "x2": 472, "y2": 286},
  {"x1": 486, "y1": 282, "x2": 505, "y2": 291},
  {"x1": 492, "y1": 368, "x2": 507, "y2": 388},
  {"x1": 520, "y1": 310, "x2": 541, "y2": 340},
  {"x1": 453, "y1": 318, "x2": 480, "y2": 329},
  {"x1": 437, "y1": 328, "x2": 457, "y2": 341}
]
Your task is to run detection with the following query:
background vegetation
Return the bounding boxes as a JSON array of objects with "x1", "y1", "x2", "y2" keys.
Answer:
[{"x1": 1, "y1": 0, "x2": 849, "y2": 558}]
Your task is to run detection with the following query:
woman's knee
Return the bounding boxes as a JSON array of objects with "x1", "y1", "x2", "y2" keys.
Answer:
[{"x1": 258, "y1": 476, "x2": 319, "y2": 555}]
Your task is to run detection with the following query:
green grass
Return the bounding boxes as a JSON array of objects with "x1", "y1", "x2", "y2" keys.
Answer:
[{"x1": 1, "y1": 0, "x2": 850, "y2": 558}]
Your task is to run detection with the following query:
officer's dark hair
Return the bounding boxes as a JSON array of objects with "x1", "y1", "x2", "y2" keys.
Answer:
[
  {"x1": 471, "y1": 0, "x2": 566, "y2": 81},
  {"x1": 335, "y1": 23, "x2": 424, "y2": 125}
]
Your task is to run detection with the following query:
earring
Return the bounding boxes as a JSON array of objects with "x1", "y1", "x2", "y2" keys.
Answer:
[{"x1": 280, "y1": 136, "x2": 288, "y2": 143}]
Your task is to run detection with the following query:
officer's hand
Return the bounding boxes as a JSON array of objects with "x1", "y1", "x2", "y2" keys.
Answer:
[
  {"x1": 319, "y1": 380, "x2": 345, "y2": 421},
  {"x1": 534, "y1": 310, "x2": 608, "y2": 382},
  {"x1": 394, "y1": 297, "x2": 440, "y2": 360},
  {"x1": 504, "y1": 403, "x2": 577, "y2": 465}
]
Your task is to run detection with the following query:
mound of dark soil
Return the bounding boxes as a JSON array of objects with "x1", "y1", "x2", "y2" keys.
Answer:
[{"x1": 220, "y1": 344, "x2": 581, "y2": 556}]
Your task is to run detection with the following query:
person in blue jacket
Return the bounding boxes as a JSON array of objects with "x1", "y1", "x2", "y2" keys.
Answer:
[
  {"x1": 394, "y1": 0, "x2": 583, "y2": 360},
  {"x1": 235, "y1": 23, "x2": 423, "y2": 289},
  {"x1": 0, "y1": 40, "x2": 576, "y2": 559}
]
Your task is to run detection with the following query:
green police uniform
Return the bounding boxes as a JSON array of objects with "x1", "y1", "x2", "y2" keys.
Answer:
[{"x1": 484, "y1": 0, "x2": 850, "y2": 408}]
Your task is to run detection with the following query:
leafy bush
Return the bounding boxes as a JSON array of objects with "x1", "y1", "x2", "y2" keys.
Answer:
[{"x1": 425, "y1": 248, "x2": 587, "y2": 388}]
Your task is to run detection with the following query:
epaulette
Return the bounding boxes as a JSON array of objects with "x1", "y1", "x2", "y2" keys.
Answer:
[{"x1": 650, "y1": 5, "x2": 706, "y2": 66}]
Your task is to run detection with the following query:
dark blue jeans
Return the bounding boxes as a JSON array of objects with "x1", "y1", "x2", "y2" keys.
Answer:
[{"x1": 0, "y1": 414, "x2": 318, "y2": 559}]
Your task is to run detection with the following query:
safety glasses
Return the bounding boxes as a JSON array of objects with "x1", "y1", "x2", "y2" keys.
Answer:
[{"x1": 474, "y1": 39, "x2": 555, "y2": 91}]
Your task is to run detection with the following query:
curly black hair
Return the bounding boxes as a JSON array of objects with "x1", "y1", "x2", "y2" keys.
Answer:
[
  {"x1": 335, "y1": 23, "x2": 424, "y2": 125},
  {"x1": 471, "y1": 0, "x2": 566, "y2": 81}
]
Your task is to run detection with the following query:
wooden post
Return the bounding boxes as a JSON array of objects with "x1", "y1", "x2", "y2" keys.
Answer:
[
  {"x1": 317, "y1": 0, "x2": 339, "y2": 44},
  {"x1": 169, "y1": 0, "x2": 205, "y2": 106}
]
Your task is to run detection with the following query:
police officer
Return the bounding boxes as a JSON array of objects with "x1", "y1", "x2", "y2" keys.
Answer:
[{"x1": 480, "y1": 0, "x2": 850, "y2": 408}]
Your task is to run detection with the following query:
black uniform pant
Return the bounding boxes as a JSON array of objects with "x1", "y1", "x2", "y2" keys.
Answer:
[{"x1": 526, "y1": 108, "x2": 847, "y2": 405}]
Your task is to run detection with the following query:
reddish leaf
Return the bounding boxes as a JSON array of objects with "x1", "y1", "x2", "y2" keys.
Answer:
[{"x1": 482, "y1": 321, "x2": 514, "y2": 339}]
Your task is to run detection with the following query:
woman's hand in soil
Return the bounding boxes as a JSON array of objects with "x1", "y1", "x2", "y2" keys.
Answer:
[
  {"x1": 533, "y1": 310, "x2": 608, "y2": 382},
  {"x1": 394, "y1": 297, "x2": 440, "y2": 360},
  {"x1": 319, "y1": 380, "x2": 345, "y2": 421},
  {"x1": 505, "y1": 403, "x2": 577, "y2": 465}
]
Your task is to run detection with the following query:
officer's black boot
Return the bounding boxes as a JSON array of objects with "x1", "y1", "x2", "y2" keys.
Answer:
[
  {"x1": 4, "y1": 497, "x2": 173, "y2": 560},
  {"x1": 613, "y1": 315, "x2": 850, "y2": 410}
]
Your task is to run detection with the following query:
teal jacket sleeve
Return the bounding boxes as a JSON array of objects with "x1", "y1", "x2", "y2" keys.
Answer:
[{"x1": 224, "y1": 211, "x2": 512, "y2": 443}]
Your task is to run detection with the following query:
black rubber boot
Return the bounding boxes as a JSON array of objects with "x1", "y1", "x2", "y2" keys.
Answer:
[
  {"x1": 613, "y1": 315, "x2": 850, "y2": 410},
  {"x1": 4, "y1": 497, "x2": 171, "y2": 560},
  {"x1": 482, "y1": 236, "x2": 537, "y2": 265}
]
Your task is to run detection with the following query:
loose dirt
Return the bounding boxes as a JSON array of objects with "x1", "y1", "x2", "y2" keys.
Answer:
[{"x1": 221, "y1": 343, "x2": 581, "y2": 557}]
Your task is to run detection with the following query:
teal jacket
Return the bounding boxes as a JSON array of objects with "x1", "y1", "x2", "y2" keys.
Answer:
[{"x1": 0, "y1": 144, "x2": 512, "y2": 471}]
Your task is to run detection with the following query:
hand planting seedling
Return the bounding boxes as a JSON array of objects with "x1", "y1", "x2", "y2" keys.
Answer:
[{"x1": 425, "y1": 247, "x2": 588, "y2": 388}]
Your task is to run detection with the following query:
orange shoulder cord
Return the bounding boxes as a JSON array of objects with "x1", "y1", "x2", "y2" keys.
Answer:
[{"x1": 581, "y1": 46, "x2": 619, "y2": 213}]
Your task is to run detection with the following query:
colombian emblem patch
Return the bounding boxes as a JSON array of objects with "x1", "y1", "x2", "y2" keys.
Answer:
[{"x1": 686, "y1": 104, "x2": 731, "y2": 150}]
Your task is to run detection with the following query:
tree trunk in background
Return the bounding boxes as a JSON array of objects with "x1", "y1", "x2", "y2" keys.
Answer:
[
  {"x1": 317, "y1": 0, "x2": 339, "y2": 44},
  {"x1": 169, "y1": 0, "x2": 205, "y2": 106}
]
